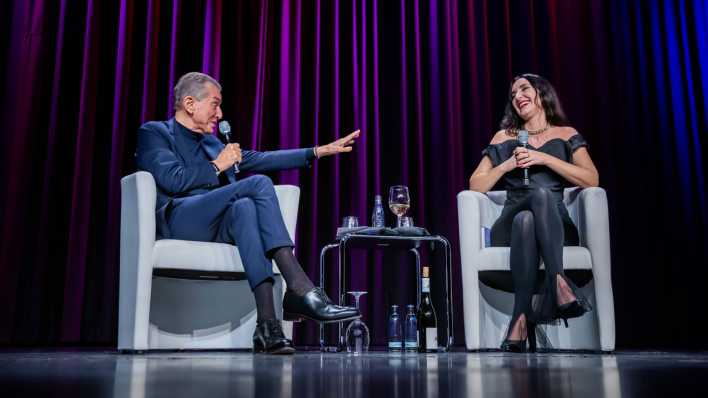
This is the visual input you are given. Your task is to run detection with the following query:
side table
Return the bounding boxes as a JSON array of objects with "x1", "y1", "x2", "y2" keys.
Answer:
[{"x1": 318, "y1": 233, "x2": 454, "y2": 351}]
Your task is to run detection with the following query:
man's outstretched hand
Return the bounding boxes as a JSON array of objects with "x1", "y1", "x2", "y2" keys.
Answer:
[{"x1": 315, "y1": 130, "x2": 361, "y2": 158}]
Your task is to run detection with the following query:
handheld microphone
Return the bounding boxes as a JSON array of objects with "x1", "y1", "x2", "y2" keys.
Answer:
[
  {"x1": 218, "y1": 120, "x2": 240, "y2": 174},
  {"x1": 517, "y1": 130, "x2": 530, "y2": 186}
]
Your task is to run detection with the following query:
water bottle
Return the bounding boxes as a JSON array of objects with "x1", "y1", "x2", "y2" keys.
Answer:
[
  {"x1": 404, "y1": 304, "x2": 418, "y2": 352},
  {"x1": 387, "y1": 305, "x2": 403, "y2": 352},
  {"x1": 371, "y1": 195, "x2": 385, "y2": 228}
]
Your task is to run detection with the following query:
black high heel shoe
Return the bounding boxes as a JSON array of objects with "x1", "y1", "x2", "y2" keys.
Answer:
[
  {"x1": 555, "y1": 274, "x2": 590, "y2": 327},
  {"x1": 527, "y1": 322, "x2": 537, "y2": 353},
  {"x1": 500, "y1": 321, "x2": 536, "y2": 353},
  {"x1": 500, "y1": 338, "x2": 527, "y2": 353},
  {"x1": 556, "y1": 300, "x2": 587, "y2": 327}
]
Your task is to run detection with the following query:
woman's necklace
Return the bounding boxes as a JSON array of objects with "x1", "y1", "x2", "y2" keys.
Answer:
[{"x1": 525, "y1": 124, "x2": 551, "y2": 135}]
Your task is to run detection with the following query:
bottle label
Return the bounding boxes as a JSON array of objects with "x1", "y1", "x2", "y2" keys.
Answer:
[
  {"x1": 422, "y1": 278, "x2": 430, "y2": 293},
  {"x1": 373, "y1": 204, "x2": 385, "y2": 227},
  {"x1": 404, "y1": 331, "x2": 418, "y2": 349},
  {"x1": 388, "y1": 341, "x2": 402, "y2": 349},
  {"x1": 425, "y1": 328, "x2": 438, "y2": 350}
]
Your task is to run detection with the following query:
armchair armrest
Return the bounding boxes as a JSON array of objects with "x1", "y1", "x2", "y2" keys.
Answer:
[
  {"x1": 272, "y1": 185, "x2": 300, "y2": 277},
  {"x1": 119, "y1": 171, "x2": 158, "y2": 350},
  {"x1": 457, "y1": 190, "x2": 501, "y2": 266},
  {"x1": 457, "y1": 190, "x2": 502, "y2": 350},
  {"x1": 575, "y1": 186, "x2": 612, "y2": 282},
  {"x1": 575, "y1": 188, "x2": 609, "y2": 250},
  {"x1": 273, "y1": 185, "x2": 300, "y2": 241},
  {"x1": 575, "y1": 187, "x2": 615, "y2": 350}
]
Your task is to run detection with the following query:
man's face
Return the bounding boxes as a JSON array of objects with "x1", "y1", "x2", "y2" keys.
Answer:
[{"x1": 185, "y1": 82, "x2": 223, "y2": 133}]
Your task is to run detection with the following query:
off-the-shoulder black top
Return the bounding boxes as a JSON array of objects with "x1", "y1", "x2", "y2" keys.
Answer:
[{"x1": 481, "y1": 134, "x2": 588, "y2": 204}]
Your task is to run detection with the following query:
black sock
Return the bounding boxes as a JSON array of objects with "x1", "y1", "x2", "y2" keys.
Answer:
[
  {"x1": 254, "y1": 279, "x2": 276, "y2": 323},
  {"x1": 272, "y1": 247, "x2": 315, "y2": 295}
]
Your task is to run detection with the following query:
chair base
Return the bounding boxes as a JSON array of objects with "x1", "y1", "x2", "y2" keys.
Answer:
[{"x1": 471, "y1": 280, "x2": 602, "y2": 351}]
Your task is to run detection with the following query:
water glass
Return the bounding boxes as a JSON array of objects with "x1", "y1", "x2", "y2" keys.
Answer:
[
  {"x1": 345, "y1": 291, "x2": 370, "y2": 355},
  {"x1": 399, "y1": 216, "x2": 414, "y2": 227},
  {"x1": 342, "y1": 216, "x2": 359, "y2": 228}
]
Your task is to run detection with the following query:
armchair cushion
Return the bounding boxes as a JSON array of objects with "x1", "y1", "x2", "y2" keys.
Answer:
[
  {"x1": 475, "y1": 246, "x2": 592, "y2": 271},
  {"x1": 153, "y1": 240, "x2": 245, "y2": 272}
]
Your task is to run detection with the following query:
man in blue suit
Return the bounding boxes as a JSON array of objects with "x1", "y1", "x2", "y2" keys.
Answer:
[{"x1": 136, "y1": 72, "x2": 360, "y2": 354}]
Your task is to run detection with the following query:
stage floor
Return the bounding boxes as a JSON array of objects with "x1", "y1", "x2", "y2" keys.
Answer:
[{"x1": 1, "y1": 350, "x2": 707, "y2": 397}]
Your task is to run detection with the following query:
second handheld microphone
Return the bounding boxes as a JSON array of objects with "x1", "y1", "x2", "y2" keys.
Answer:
[{"x1": 517, "y1": 130, "x2": 529, "y2": 186}]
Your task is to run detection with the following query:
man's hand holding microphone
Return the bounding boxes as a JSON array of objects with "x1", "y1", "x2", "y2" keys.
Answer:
[{"x1": 211, "y1": 143, "x2": 241, "y2": 173}]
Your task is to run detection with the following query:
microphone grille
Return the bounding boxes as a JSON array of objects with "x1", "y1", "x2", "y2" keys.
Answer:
[
  {"x1": 218, "y1": 120, "x2": 231, "y2": 135},
  {"x1": 517, "y1": 130, "x2": 529, "y2": 145}
]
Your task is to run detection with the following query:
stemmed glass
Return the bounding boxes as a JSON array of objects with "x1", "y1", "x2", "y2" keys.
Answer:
[
  {"x1": 345, "y1": 291, "x2": 370, "y2": 355},
  {"x1": 389, "y1": 185, "x2": 411, "y2": 228}
]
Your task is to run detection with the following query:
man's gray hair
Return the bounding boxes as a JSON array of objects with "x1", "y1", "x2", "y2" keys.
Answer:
[{"x1": 173, "y1": 72, "x2": 222, "y2": 111}]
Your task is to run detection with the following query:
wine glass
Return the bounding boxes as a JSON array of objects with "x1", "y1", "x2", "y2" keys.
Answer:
[
  {"x1": 389, "y1": 185, "x2": 410, "y2": 228},
  {"x1": 345, "y1": 291, "x2": 370, "y2": 355}
]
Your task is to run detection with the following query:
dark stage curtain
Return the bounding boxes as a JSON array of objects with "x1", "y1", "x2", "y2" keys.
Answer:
[{"x1": 1, "y1": 0, "x2": 706, "y2": 349}]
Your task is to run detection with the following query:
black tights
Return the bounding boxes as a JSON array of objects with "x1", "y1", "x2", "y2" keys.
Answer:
[{"x1": 491, "y1": 188, "x2": 579, "y2": 336}]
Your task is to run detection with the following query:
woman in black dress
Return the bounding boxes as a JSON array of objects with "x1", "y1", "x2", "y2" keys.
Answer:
[{"x1": 469, "y1": 74, "x2": 599, "y2": 352}]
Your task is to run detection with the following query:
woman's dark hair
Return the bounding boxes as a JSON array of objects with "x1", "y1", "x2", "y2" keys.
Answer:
[{"x1": 500, "y1": 73, "x2": 569, "y2": 135}]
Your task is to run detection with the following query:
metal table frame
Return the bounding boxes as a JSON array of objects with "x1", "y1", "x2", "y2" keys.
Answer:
[{"x1": 318, "y1": 234, "x2": 454, "y2": 351}]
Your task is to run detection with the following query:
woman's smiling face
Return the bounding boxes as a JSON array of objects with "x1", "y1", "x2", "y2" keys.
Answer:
[{"x1": 510, "y1": 78, "x2": 542, "y2": 120}]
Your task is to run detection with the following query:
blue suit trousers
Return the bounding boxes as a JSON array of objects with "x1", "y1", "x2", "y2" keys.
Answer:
[{"x1": 166, "y1": 174, "x2": 294, "y2": 289}]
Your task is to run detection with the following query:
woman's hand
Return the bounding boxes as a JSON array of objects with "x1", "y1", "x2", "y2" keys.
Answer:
[
  {"x1": 514, "y1": 146, "x2": 551, "y2": 168},
  {"x1": 500, "y1": 153, "x2": 519, "y2": 173}
]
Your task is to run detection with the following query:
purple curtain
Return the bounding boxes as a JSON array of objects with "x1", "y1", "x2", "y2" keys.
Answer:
[{"x1": 1, "y1": 0, "x2": 707, "y2": 349}]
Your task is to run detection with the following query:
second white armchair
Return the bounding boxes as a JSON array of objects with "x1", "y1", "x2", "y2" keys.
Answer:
[{"x1": 457, "y1": 187, "x2": 615, "y2": 351}]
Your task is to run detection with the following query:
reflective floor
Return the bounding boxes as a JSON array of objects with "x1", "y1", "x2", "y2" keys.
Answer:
[{"x1": 1, "y1": 350, "x2": 707, "y2": 397}]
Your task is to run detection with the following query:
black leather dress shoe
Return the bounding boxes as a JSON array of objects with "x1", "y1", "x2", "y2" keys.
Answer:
[
  {"x1": 283, "y1": 288, "x2": 361, "y2": 323},
  {"x1": 253, "y1": 319, "x2": 295, "y2": 355}
]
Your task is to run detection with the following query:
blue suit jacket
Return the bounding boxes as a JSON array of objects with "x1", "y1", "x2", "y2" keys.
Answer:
[{"x1": 135, "y1": 118, "x2": 314, "y2": 237}]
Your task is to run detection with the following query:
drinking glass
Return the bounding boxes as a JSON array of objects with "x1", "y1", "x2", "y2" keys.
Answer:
[
  {"x1": 400, "y1": 216, "x2": 414, "y2": 228},
  {"x1": 388, "y1": 185, "x2": 411, "y2": 228},
  {"x1": 345, "y1": 291, "x2": 370, "y2": 355},
  {"x1": 342, "y1": 216, "x2": 359, "y2": 228}
]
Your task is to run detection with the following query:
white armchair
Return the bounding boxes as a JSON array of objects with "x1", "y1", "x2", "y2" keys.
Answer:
[
  {"x1": 118, "y1": 171, "x2": 300, "y2": 351},
  {"x1": 457, "y1": 187, "x2": 615, "y2": 351}
]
